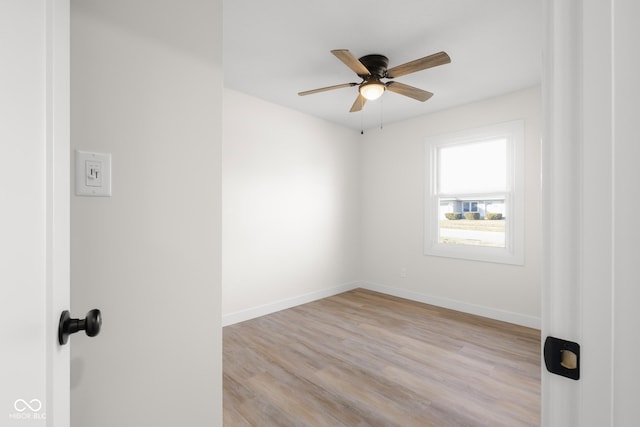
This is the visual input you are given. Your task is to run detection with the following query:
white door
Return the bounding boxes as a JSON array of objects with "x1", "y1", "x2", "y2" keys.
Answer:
[{"x1": 0, "y1": 1, "x2": 70, "y2": 426}]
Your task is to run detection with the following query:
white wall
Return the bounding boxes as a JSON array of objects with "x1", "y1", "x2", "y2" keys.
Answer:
[
  {"x1": 222, "y1": 89, "x2": 361, "y2": 324},
  {"x1": 222, "y1": 88, "x2": 541, "y2": 328},
  {"x1": 361, "y1": 87, "x2": 541, "y2": 327},
  {"x1": 70, "y1": 1, "x2": 222, "y2": 426}
]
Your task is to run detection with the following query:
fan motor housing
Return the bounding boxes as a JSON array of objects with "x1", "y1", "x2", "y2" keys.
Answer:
[{"x1": 358, "y1": 54, "x2": 389, "y2": 78}]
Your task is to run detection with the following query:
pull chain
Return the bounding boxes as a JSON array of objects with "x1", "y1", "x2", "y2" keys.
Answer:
[{"x1": 380, "y1": 96, "x2": 384, "y2": 130}]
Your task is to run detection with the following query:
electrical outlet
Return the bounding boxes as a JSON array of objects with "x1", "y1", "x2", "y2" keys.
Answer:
[{"x1": 400, "y1": 267, "x2": 407, "y2": 278}]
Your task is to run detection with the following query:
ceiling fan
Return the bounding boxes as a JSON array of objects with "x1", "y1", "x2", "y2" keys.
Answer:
[{"x1": 298, "y1": 49, "x2": 451, "y2": 112}]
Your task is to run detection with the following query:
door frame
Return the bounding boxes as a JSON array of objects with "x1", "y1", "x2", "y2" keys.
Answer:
[{"x1": 542, "y1": 0, "x2": 616, "y2": 425}]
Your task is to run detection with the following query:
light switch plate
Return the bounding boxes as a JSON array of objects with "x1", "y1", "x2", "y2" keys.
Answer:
[{"x1": 75, "y1": 150, "x2": 112, "y2": 197}]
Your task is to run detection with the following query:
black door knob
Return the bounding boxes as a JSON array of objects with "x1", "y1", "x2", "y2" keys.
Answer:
[{"x1": 58, "y1": 309, "x2": 102, "y2": 345}]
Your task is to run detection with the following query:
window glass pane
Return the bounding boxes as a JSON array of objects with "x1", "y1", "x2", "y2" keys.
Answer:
[
  {"x1": 438, "y1": 198, "x2": 506, "y2": 247},
  {"x1": 438, "y1": 138, "x2": 507, "y2": 193}
]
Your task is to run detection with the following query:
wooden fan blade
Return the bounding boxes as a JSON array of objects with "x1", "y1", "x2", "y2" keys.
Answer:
[
  {"x1": 298, "y1": 82, "x2": 358, "y2": 96},
  {"x1": 331, "y1": 49, "x2": 371, "y2": 76},
  {"x1": 386, "y1": 51, "x2": 451, "y2": 78},
  {"x1": 349, "y1": 93, "x2": 367, "y2": 112},
  {"x1": 386, "y1": 81, "x2": 433, "y2": 102}
]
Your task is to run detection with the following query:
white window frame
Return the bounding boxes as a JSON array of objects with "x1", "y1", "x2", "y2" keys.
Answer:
[{"x1": 425, "y1": 120, "x2": 525, "y2": 265}]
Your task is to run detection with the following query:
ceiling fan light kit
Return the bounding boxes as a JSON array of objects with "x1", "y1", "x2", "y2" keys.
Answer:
[
  {"x1": 298, "y1": 49, "x2": 451, "y2": 112},
  {"x1": 359, "y1": 80, "x2": 385, "y2": 100}
]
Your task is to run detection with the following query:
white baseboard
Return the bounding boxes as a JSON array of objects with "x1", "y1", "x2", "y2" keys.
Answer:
[
  {"x1": 222, "y1": 280, "x2": 540, "y2": 330},
  {"x1": 360, "y1": 281, "x2": 541, "y2": 329},
  {"x1": 222, "y1": 282, "x2": 361, "y2": 326}
]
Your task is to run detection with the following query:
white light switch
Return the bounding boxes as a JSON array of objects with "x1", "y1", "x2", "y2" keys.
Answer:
[
  {"x1": 76, "y1": 150, "x2": 111, "y2": 196},
  {"x1": 85, "y1": 160, "x2": 103, "y2": 187}
]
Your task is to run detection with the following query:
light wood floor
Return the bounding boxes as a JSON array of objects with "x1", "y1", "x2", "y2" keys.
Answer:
[{"x1": 224, "y1": 289, "x2": 540, "y2": 426}]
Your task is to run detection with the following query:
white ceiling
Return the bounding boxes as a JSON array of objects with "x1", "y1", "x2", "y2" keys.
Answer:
[{"x1": 223, "y1": 0, "x2": 542, "y2": 131}]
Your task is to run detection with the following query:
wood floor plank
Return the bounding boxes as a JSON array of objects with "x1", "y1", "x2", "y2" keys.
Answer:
[{"x1": 224, "y1": 288, "x2": 541, "y2": 426}]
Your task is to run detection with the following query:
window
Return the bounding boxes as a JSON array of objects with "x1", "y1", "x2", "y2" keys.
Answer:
[
  {"x1": 425, "y1": 120, "x2": 524, "y2": 264},
  {"x1": 462, "y1": 201, "x2": 478, "y2": 212}
]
